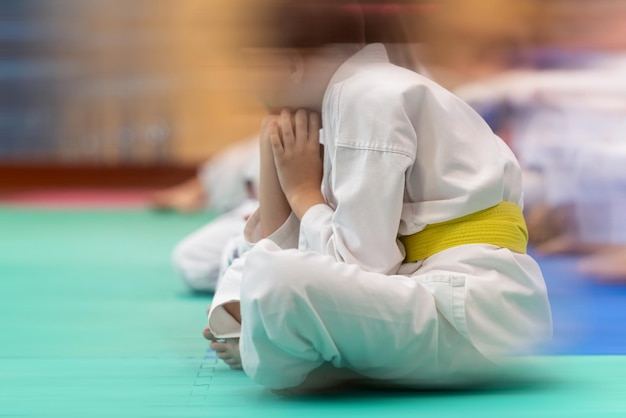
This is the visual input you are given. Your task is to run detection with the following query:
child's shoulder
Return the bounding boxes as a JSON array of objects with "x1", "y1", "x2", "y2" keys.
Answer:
[
  {"x1": 337, "y1": 63, "x2": 446, "y2": 113},
  {"x1": 350, "y1": 62, "x2": 426, "y2": 91}
]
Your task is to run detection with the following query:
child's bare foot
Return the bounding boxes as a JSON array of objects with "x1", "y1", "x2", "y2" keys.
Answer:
[
  {"x1": 578, "y1": 246, "x2": 626, "y2": 282},
  {"x1": 202, "y1": 303, "x2": 243, "y2": 370},
  {"x1": 202, "y1": 325, "x2": 243, "y2": 370},
  {"x1": 149, "y1": 176, "x2": 206, "y2": 213}
]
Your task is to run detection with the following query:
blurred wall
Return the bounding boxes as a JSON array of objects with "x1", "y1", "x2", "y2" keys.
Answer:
[
  {"x1": 1, "y1": 0, "x2": 264, "y2": 165},
  {"x1": 2, "y1": 0, "x2": 624, "y2": 166},
  {"x1": 419, "y1": 0, "x2": 539, "y2": 88},
  {"x1": 535, "y1": 0, "x2": 626, "y2": 51}
]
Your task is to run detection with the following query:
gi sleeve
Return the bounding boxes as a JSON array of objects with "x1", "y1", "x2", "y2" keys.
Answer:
[{"x1": 299, "y1": 145, "x2": 414, "y2": 274}]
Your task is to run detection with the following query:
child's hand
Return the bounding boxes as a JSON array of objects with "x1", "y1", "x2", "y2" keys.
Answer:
[
  {"x1": 259, "y1": 114, "x2": 280, "y2": 145},
  {"x1": 270, "y1": 108, "x2": 325, "y2": 219},
  {"x1": 258, "y1": 114, "x2": 292, "y2": 237}
]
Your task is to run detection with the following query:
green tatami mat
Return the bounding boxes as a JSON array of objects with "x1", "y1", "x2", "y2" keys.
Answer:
[{"x1": 1, "y1": 207, "x2": 625, "y2": 417}]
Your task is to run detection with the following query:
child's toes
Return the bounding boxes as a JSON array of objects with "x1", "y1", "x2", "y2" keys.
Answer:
[
  {"x1": 203, "y1": 327, "x2": 216, "y2": 341},
  {"x1": 223, "y1": 357, "x2": 243, "y2": 369},
  {"x1": 210, "y1": 341, "x2": 227, "y2": 351}
]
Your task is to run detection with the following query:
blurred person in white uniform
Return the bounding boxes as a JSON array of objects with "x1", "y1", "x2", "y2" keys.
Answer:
[
  {"x1": 203, "y1": 0, "x2": 552, "y2": 393},
  {"x1": 455, "y1": 58, "x2": 626, "y2": 264},
  {"x1": 154, "y1": 137, "x2": 260, "y2": 292},
  {"x1": 453, "y1": 0, "x2": 626, "y2": 265},
  {"x1": 575, "y1": 136, "x2": 626, "y2": 282},
  {"x1": 150, "y1": 137, "x2": 258, "y2": 214}
]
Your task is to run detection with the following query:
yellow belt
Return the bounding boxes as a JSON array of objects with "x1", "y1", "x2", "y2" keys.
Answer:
[{"x1": 399, "y1": 201, "x2": 528, "y2": 263}]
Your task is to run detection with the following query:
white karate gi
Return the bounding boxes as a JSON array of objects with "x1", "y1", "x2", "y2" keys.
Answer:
[
  {"x1": 208, "y1": 44, "x2": 552, "y2": 389},
  {"x1": 173, "y1": 137, "x2": 259, "y2": 292}
]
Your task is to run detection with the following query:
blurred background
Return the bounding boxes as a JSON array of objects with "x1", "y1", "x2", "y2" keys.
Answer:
[
  {"x1": 1, "y1": 0, "x2": 625, "y2": 208},
  {"x1": 1, "y1": 3, "x2": 625, "y2": 413},
  {"x1": 0, "y1": 0, "x2": 265, "y2": 166}
]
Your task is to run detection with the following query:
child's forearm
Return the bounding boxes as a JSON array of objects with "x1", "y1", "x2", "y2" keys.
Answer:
[
  {"x1": 286, "y1": 188, "x2": 325, "y2": 220},
  {"x1": 259, "y1": 123, "x2": 292, "y2": 238}
]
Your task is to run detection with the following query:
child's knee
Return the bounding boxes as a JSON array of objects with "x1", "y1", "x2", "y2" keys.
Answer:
[
  {"x1": 172, "y1": 241, "x2": 220, "y2": 291},
  {"x1": 465, "y1": 290, "x2": 553, "y2": 358},
  {"x1": 171, "y1": 240, "x2": 192, "y2": 269},
  {"x1": 241, "y1": 241, "x2": 323, "y2": 312}
]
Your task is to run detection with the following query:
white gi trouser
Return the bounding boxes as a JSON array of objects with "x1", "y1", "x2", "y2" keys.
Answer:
[
  {"x1": 210, "y1": 239, "x2": 551, "y2": 389},
  {"x1": 172, "y1": 199, "x2": 258, "y2": 292},
  {"x1": 208, "y1": 44, "x2": 552, "y2": 389}
]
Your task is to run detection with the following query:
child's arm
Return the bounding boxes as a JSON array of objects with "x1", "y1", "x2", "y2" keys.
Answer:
[
  {"x1": 271, "y1": 109, "x2": 325, "y2": 219},
  {"x1": 258, "y1": 115, "x2": 292, "y2": 238},
  {"x1": 273, "y1": 103, "x2": 413, "y2": 274}
]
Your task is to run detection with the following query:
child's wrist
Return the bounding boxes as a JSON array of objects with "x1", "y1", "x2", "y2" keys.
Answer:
[{"x1": 288, "y1": 189, "x2": 325, "y2": 220}]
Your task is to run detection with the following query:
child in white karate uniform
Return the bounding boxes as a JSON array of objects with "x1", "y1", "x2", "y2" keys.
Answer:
[
  {"x1": 169, "y1": 137, "x2": 260, "y2": 292},
  {"x1": 205, "y1": 0, "x2": 552, "y2": 392},
  {"x1": 170, "y1": 2, "x2": 429, "y2": 294}
]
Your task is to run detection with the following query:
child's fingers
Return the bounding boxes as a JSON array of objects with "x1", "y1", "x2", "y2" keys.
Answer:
[
  {"x1": 280, "y1": 108, "x2": 295, "y2": 149},
  {"x1": 269, "y1": 122, "x2": 284, "y2": 154},
  {"x1": 260, "y1": 115, "x2": 277, "y2": 139},
  {"x1": 260, "y1": 115, "x2": 271, "y2": 132},
  {"x1": 294, "y1": 109, "x2": 308, "y2": 142},
  {"x1": 308, "y1": 112, "x2": 321, "y2": 142}
]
